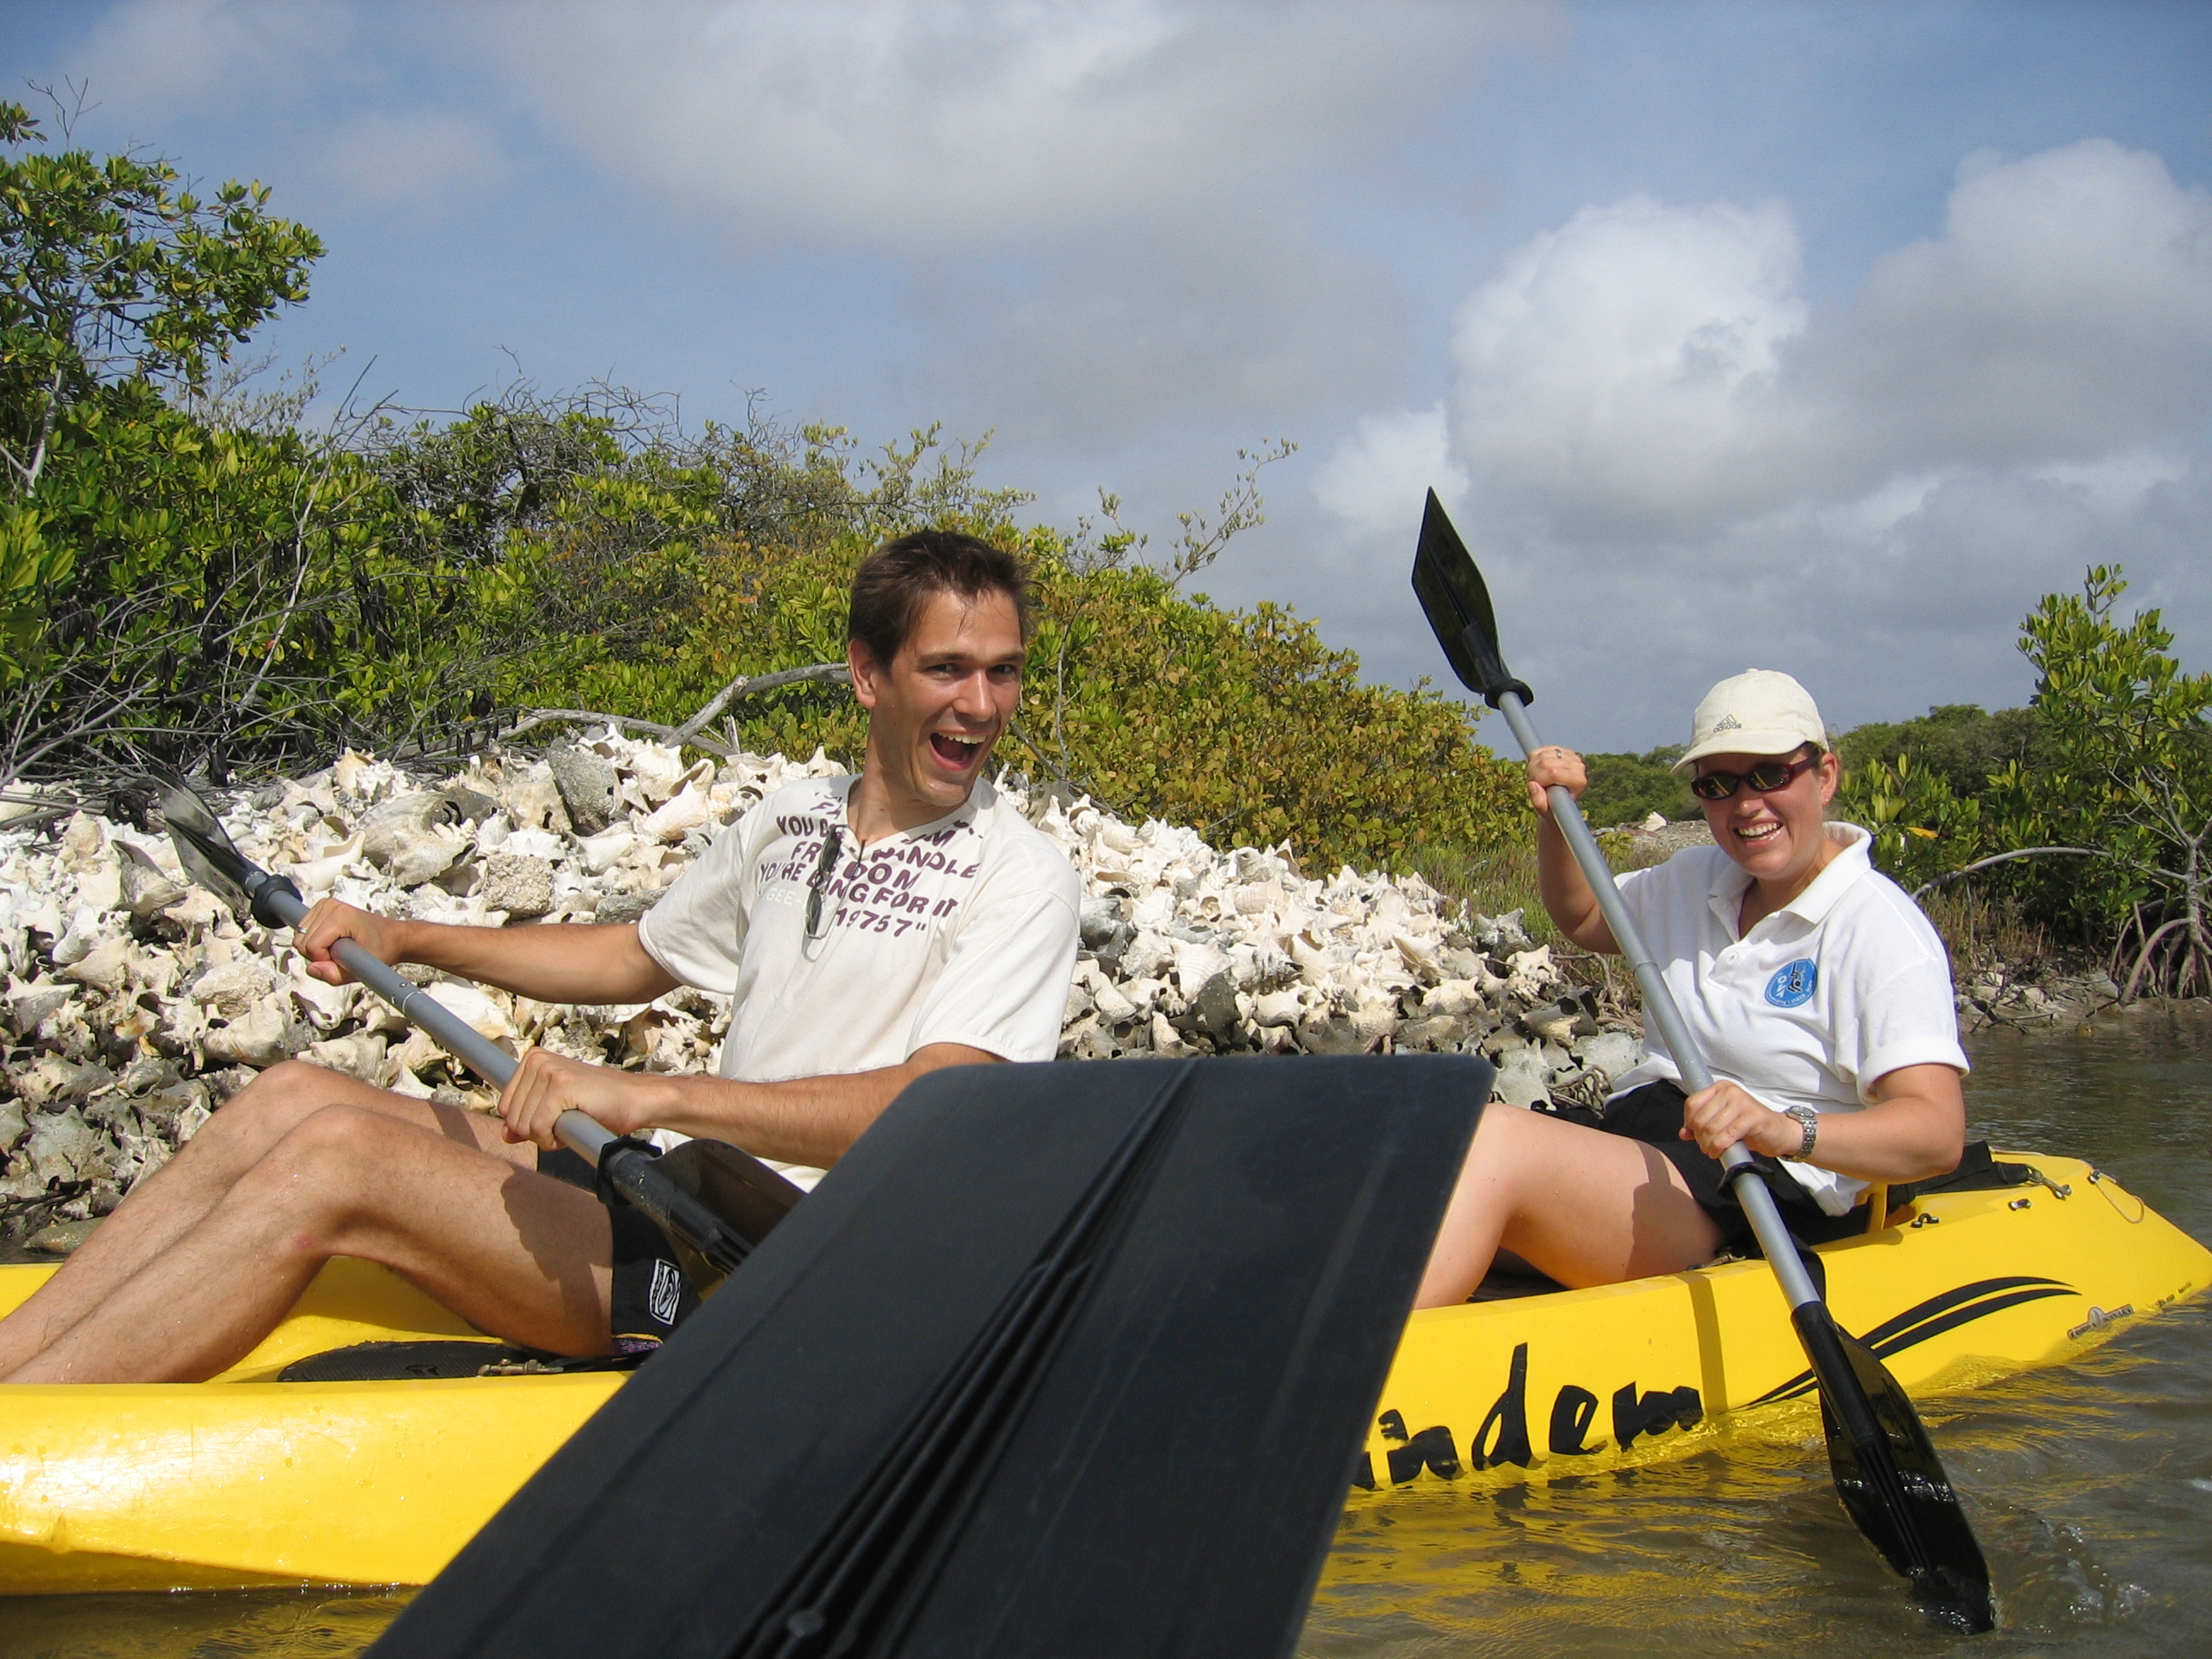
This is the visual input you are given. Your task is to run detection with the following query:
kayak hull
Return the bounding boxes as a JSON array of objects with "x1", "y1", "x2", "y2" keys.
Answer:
[
  {"x1": 1356, "y1": 1153, "x2": 2209, "y2": 1492},
  {"x1": 1, "y1": 1153, "x2": 2203, "y2": 1595},
  {"x1": 0, "y1": 1259, "x2": 625, "y2": 1594}
]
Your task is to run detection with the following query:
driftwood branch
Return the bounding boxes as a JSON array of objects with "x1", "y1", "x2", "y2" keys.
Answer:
[
  {"x1": 673, "y1": 662, "x2": 851, "y2": 742},
  {"x1": 1910, "y1": 847, "x2": 2107, "y2": 900},
  {"x1": 500, "y1": 661, "x2": 852, "y2": 754},
  {"x1": 498, "y1": 709, "x2": 729, "y2": 754}
]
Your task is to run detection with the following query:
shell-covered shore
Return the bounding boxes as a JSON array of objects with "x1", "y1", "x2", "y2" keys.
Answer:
[{"x1": 2, "y1": 731, "x2": 1639, "y2": 1238}]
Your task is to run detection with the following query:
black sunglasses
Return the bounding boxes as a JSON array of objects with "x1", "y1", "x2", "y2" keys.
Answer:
[
  {"x1": 1689, "y1": 750, "x2": 1822, "y2": 802},
  {"x1": 804, "y1": 826, "x2": 844, "y2": 940}
]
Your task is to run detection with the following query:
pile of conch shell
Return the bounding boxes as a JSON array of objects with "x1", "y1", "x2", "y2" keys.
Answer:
[{"x1": 0, "y1": 730, "x2": 1644, "y2": 1231}]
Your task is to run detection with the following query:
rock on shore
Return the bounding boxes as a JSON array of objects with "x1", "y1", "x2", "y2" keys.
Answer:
[{"x1": 0, "y1": 732, "x2": 1641, "y2": 1236}]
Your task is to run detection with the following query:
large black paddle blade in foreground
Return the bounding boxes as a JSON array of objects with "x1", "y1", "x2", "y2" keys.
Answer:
[
  {"x1": 1406, "y1": 493, "x2": 1994, "y2": 1634},
  {"x1": 1797, "y1": 1307, "x2": 1995, "y2": 1632},
  {"x1": 369, "y1": 1055, "x2": 1485, "y2": 1659}
]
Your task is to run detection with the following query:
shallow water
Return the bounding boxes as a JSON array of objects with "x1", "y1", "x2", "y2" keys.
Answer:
[{"x1": 3, "y1": 1008, "x2": 2205, "y2": 1657}]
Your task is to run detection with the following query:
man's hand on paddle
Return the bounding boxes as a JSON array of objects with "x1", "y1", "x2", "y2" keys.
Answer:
[
  {"x1": 1680, "y1": 1080, "x2": 1802, "y2": 1161},
  {"x1": 497, "y1": 1047, "x2": 671, "y2": 1150},
  {"x1": 294, "y1": 899, "x2": 411, "y2": 987}
]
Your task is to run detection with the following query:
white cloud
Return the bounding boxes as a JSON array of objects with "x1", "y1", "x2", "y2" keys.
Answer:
[
  {"x1": 1447, "y1": 194, "x2": 1810, "y2": 536},
  {"x1": 1314, "y1": 139, "x2": 2212, "y2": 742},
  {"x1": 44, "y1": 1, "x2": 1553, "y2": 443},
  {"x1": 1311, "y1": 403, "x2": 1464, "y2": 539},
  {"x1": 476, "y1": 0, "x2": 1546, "y2": 253},
  {"x1": 311, "y1": 107, "x2": 512, "y2": 214},
  {"x1": 458, "y1": 0, "x2": 1551, "y2": 439},
  {"x1": 1833, "y1": 139, "x2": 2212, "y2": 469},
  {"x1": 932, "y1": 207, "x2": 1403, "y2": 444},
  {"x1": 65, "y1": 0, "x2": 351, "y2": 117}
]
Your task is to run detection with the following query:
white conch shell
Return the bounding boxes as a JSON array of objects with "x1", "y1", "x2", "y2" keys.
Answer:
[{"x1": 640, "y1": 782, "x2": 713, "y2": 843}]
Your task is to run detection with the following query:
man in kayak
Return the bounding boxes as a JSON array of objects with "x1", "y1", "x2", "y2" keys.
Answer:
[
  {"x1": 1416, "y1": 669, "x2": 1970, "y2": 1307},
  {"x1": 0, "y1": 532, "x2": 1082, "y2": 1382}
]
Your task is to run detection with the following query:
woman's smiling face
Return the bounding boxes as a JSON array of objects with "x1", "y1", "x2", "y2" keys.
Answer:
[{"x1": 1694, "y1": 745, "x2": 1842, "y2": 896}]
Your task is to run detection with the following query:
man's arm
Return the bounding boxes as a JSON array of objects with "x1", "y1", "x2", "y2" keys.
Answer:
[
  {"x1": 493, "y1": 1042, "x2": 999, "y2": 1168},
  {"x1": 294, "y1": 899, "x2": 680, "y2": 1006}
]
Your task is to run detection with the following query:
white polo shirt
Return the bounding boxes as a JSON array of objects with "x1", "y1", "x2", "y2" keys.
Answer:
[
  {"x1": 1608, "y1": 823, "x2": 1968, "y2": 1215},
  {"x1": 637, "y1": 774, "x2": 1081, "y2": 1184}
]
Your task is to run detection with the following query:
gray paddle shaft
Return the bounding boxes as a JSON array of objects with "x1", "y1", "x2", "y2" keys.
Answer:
[
  {"x1": 256, "y1": 884, "x2": 618, "y2": 1165},
  {"x1": 1493, "y1": 693, "x2": 1823, "y2": 1313}
]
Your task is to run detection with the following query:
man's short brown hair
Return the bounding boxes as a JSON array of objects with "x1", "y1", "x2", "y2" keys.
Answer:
[{"x1": 847, "y1": 531, "x2": 1033, "y2": 667}]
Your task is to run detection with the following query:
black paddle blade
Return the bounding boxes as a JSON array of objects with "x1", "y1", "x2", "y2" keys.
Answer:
[
  {"x1": 658, "y1": 1136, "x2": 806, "y2": 1248},
  {"x1": 368, "y1": 1054, "x2": 1487, "y2": 1659},
  {"x1": 145, "y1": 778, "x2": 255, "y2": 919},
  {"x1": 653, "y1": 1138, "x2": 810, "y2": 1293},
  {"x1": 1409, "y1": 489, "x2": 1533, "y2": 710},
  {"x1": 1793, "y1": 1303, "x2": 1996, "y2": 1633}
]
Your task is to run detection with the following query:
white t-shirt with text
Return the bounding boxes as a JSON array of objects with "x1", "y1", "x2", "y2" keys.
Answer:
[{"x1": 637, "y1": 774, "x2": 1081, "y2": 1181}]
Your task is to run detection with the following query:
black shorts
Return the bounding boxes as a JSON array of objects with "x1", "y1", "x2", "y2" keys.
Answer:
[
  {"x1": 1548, "y1": 1080, "x2": 1871, "y2": 1254},
  {"x1": 538, "y1": 1147, "x2": 701, "y2": 1348}
]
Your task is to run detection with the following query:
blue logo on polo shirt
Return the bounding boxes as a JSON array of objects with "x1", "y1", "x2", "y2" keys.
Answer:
[{"x1": 1766, "y1": 959, "x2": 1818, "y2": 1007}]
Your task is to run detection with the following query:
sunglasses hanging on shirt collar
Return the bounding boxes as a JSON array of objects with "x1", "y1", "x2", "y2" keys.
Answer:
[{"x1": 805, "y1": 826, "x2": 844, "y2": 940}]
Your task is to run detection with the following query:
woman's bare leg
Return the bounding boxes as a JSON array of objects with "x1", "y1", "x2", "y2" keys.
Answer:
[
  {"x1": 1415, "y1": 1105, "x2": 1724, "y2": 1307},
  {"x1": 0, "y1": 1060, "x2": 530, "y2": 1375},
  {"x1": 4, "y1": 1102, "x2": 610, "y2": 1383}
]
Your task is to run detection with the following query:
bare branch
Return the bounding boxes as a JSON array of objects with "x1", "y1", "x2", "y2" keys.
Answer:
[
  {"x1": 1909, "y1": 847, "x2": 2110, "y2": 899},
  {"x1": 672, "y1": 661, "x2": 851, "y2": 742},
  {"x1": 499, "y1": 663, "x2": 853, "y2": 758},
  {"x1": 2122, "y1": 916, "x2": 2192, "y2": 1003},
  {"x1": 498, "y1": 709, "x2": 726, "y2": 754}
]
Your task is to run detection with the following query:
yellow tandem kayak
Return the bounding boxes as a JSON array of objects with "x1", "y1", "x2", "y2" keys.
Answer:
[{"x1": 1, "y1": 1152, "x2": 2204, "y2": 1596}]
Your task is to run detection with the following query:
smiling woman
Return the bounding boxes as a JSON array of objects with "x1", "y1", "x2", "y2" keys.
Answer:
[{"x1": 1417, "y1": 669, "x2": 1970, "y2": 1308}]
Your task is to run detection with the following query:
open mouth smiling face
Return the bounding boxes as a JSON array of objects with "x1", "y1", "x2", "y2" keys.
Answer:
[
  {"x1": 1696, "y1": 748, "x2": 1840, "y2": 889},
  {"x1": 927, "y1": 731, "x2": 989, "y2": 775},
  {"x1": 852, "y1": 585, "x2": 1027, "y2": 830}
]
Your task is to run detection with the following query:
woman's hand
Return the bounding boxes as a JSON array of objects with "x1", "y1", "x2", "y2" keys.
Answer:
[
  {"x1": 1525, "y1": 744, "x2": 1617, "y2": 952},
  {"x1": 293, "y1": 899, "x2": 410, "y2": 987},
  {"x1": 497, "y1": 1047, "x2": 672, "y2": 1150},
  {"x1": 1525, "y1": 746, "x2": 1589, "y2": 815},
  {"x1": 1680, "y1": 1080, "x2": 1804, "y2": 1161}
]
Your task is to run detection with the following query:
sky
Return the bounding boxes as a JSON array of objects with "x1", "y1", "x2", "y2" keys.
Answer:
[{"x1": 6, "y1": 0, "x2": 2209, "y2": 752}]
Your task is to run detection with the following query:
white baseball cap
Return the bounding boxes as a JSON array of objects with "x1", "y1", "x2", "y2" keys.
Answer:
[{"x1": 1672, "y1": 669, "x2": 1829, "y2": 772}]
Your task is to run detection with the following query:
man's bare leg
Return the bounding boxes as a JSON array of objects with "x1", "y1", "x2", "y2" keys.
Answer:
[
  {"x1": 1415, "y1": 1105, "x2": 1723, "y2": 1307},
  {"x1": 0, "y1": 1061, "x2": 533, "y2": 1376},
  {"x1": 3, "y1": 1102, "x2": 611, "y2": 1383}
]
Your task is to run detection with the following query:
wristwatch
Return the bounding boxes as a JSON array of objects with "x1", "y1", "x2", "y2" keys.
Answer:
[{"x1": 1780, "y1": 1104, "x2": 1819, "y2": 1161}]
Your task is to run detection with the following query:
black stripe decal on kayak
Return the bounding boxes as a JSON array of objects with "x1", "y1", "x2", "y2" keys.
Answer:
[
  {"x1": 1749, "y1": 1277, "x2": 2077, "y2": 1406},
  {"x1": 1853, "y1": 1277, "x2": 2072, "y2": 1351}
]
